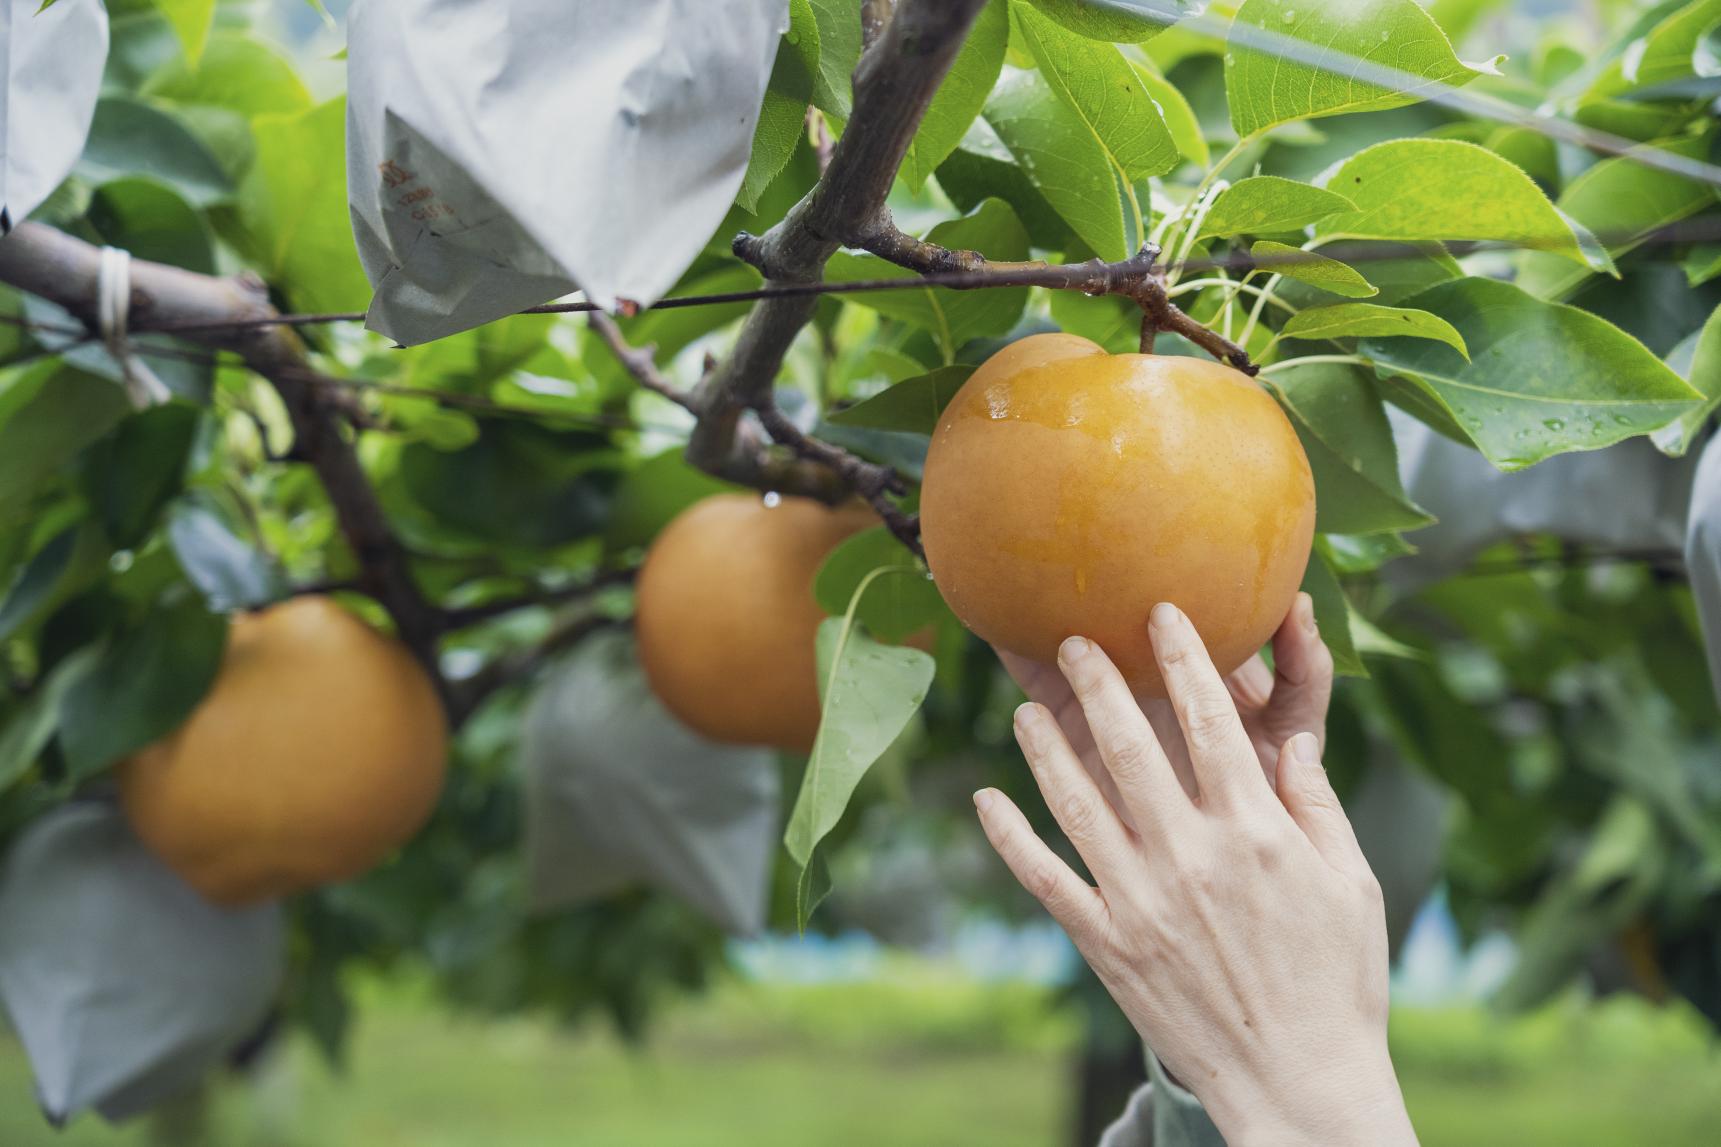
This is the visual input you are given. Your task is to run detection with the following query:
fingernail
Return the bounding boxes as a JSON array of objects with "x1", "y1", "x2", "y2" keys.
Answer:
[
  {"x1": 1150, "y1": 602, "x2": 1181, "y2": 629},
  {"x1": 1058, "y1": 636, "x2": 1092, "y2": 666},
  {"x1": 973, "y1": 788, "x2": 996, "y2": 813},
  {"x1": 1013, "y1": 702, "x2": 1044, "y2": 750},
  {"x1": 1289, "y1": 731, "x2": 1321, "y2": 765}
]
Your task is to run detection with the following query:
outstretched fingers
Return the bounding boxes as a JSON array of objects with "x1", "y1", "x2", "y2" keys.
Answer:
[
  {"x1": 1149, "y1": 603, "x2": 1275, "y2": 812},
  {"x1": 973, "y1": 787, "x2": 1109, "y2": 946},
  {"x1": 1055, "y1": 637, "x2": 1189, "y2": 837},
  {"x1": 1013, "y1": 701, "x2": 1139, "y2": 880}
]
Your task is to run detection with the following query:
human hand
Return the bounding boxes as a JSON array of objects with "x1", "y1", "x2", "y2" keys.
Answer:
[
  {"x1": 975, "y1": 604, "x2": 1415, "y2": 1147},
  {"x1": 995, "y1": 592, "x2": 1333, "y2": 818}
]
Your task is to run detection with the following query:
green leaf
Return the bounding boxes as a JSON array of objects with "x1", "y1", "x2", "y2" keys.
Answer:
[
  {"x1": 1314, "y1": 139, "x2": 1608, "y2": 272},
  {"x1": 983, "y1": 68, "x2": 1129, "y2": 260},
  {"x1": 814, "y1": 528, "x2": 946, "y2": 642},
  {"x1": 739, "y1": 0, "x2": 821, "y2": 212},
  {"x1": 808, "y1": 0, "x2": 862, "y2": 120},
  {"x1": 1021, "y1": 0, "x2": 1191, "y2": 41},
  {"x1": 58, "y1": 597, "x2": 228, "y2": 780},
  {"x1": 1267, "y1": 363, "x2": 1433, "y2": 536},
  {"x1": 0, "y1": 649, "x2": 98, "y2": 793},
  {"x1": 1280, "y1": 303, "x2": 1468, "y2": 357},
  {"x1": 827, "y1": 366, "x2": 974, "y2": 434},
  {"x1": 902, "y1": 0, "x2": 1008, "y2": 189},
  {"x1": 1129, "y1": 58, "x2": 1207, "y2": 168},
  {"x1": 1013, "y1": 4, "x2": 1180, "y2": 183},
  {"x1": 0, "y1": 524, "x2": 111, "y2": 644},
  {"x1": 1652, "y1": 302, "x2": 1721, "y2": 455},
  {"x1": 825, "y1": 199, "x2": 1030, "y2": 357},
  {"x1": 785, "y1": 573, "x2": 936, "y2": 928},
  {"x1": 1197, "y1": 176, "x2": 1355, "y2": 240},
  {"x1": 80, "y1": 404, "x2": 200, "y2": 549},
  {"x1": 1518, "y1": 137, "x2": 1717, "y2": 300},
  {"x1": 0, "y1": 366, "x2": 131, "y2": 522},
  {"x1": 1300, "y1": 548, "x2": 1363, "y2": 677},
  {"x1": 86, "y1": 177, "x2": 215, "y2": 275},
  {"x1": 1684, "y1": 244, "x2": 1721, "y2": 287},
  {"x1": 400, "y1": 422, "x2": 621, "y2": 548},
  {"x1": 1225, "y1": 0, "x2": 1498, "y2": 137},
  {"x1": 934, "y1": 120, "x2": 1076, "y2": 250},
  {"x1": 75, "y1": 97, "x2": 232, "y2": 207},
  {"x1": 1251, "y1": 241, "x2": 1377, "y2": 298},
  {"x1": 145, "y1": 31, "x2": 314, "y2": 118},
  {"x1": 1586, "y1": 0, "x2": 1721, "y2": 98},
  {"x1": 151, "y1": 0, "x2": 216, "y2": 67},
  {"x1": 234, "y1": 98, "x2": 371, "y2": 314},
  {"x1": 167, "y1": 500, "x2": 289, "y2": 611},
  {"x1": 1361, "y1": 277, "x2": 1702, "y2": 470}
]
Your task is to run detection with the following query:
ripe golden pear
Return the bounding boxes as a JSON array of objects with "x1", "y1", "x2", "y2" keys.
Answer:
[
  {"x1": 633, "y1": 493, "x2": 878, "y2": 753},
  {"x1": 119, "y1": 596, "x2": 447, "y2": 905},
  {"x1": 920, "y1": 332, "x2": 1316, "y2": 693}
]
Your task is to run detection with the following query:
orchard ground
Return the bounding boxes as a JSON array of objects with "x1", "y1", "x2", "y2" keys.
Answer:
[{"x1": 2, "y1": 959, "x2": 1716, "y2": 1147}]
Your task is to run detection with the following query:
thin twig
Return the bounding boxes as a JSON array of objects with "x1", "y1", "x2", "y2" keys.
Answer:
[
  {"x1": 441, "y1": 568, "x2": 639, "y2": 629},
  {"x1": 587, "y1": 311, "x2": 701, "y2": 413}
]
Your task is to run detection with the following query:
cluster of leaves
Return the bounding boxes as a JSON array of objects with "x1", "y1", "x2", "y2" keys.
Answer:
[{"x1": 2, "y1": 0, "x2": 1721, "y2": 1068}]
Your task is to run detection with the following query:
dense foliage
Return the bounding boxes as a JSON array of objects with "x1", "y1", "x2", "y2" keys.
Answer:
[{"x1": 2, "y1": 0, "x2": 1720, "y2": 1081}]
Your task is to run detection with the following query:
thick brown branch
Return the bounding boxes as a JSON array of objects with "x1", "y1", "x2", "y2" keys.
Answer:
[
  {"x1": 690, "y1": 0, "x2": 989, "y2": 491},
  {"x1": 0, "y1": 222, "x2": 450, "y2": 698}
]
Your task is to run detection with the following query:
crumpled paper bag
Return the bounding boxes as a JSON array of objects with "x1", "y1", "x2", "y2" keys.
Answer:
[
  {"x1": 521, "y1": 631, "x2": 780, "y2": 936},
  {"x1": 0, "y1": 0, "x2": 107, "y2": 230},
  {"x1": 345, "y1": 0, "x2": 789, "y2": 345},
  {"x1": 0, "y1": 803, "x2": 284, "y2": 1125}
]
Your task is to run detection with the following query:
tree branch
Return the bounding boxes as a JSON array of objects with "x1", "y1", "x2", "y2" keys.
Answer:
[
  {"x1": 587, "y1": 311, "x2": 700, "y2": 414},
  {"x1": 0, "y1": 222, "x2": 451, "y2": 700},
  {"x1": 685, "y1": 0, "x2": 990, "y2": 499},
  {"x1": 441, "y1": 568, "x2": 638, "y2": 630},
  {"x1": 840, "y1": 213, "x2": 1260, "y2": 374},
  {"x1": 449, "y1": 613, "x2": 623, "y2": 724}
]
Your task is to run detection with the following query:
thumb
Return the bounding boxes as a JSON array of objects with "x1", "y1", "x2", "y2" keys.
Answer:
[{"x1": 1275, "y1": 732, "x2": 1365, "y2": 872}]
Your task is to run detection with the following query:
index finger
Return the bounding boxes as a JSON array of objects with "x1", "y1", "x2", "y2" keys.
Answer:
[{"x1": 1149, "y1": 603, "x2": 1275, "y2": 813}]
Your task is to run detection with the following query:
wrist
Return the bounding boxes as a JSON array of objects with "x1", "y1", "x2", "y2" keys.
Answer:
[{"x1": 1200, "y1": 1046, "x2": 1417, "y2": 1147}]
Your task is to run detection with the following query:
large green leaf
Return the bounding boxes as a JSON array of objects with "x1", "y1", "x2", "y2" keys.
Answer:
[
  {"x1": 145, "y1": 31, "x2": 313, "y2": 118},
  {"x1": 827, "y1": 366, "x2": 974, "y2": 434},
  {"x1": 1266, "y1": 363, "x2": 1433, "y2": 536},
  {"x1": 168, "y1": 500, "x2": 289, "y2": 611},
  {"x1": 1314, "y1": 139, "x2": 1609, "y2": 272},
  {"x1": 1586, "y1": 0, "x2": 1721, "y2": 99},
  {"x1": 1013, "y1": 4, "x2": 1180, "y2": 183},
  {"x1": 935, "y1": 119, "x2": 1076, "y2": 251},
  {"x1": 983, "y1": 68, "x2": 1129, "y2": 260},
  {"x1": 86, "y1": 178, "x2": 215, "y2": 275},
  {"x1": 785, "y1": 573, "x2": 936, "y2": 927},
  {"x1": 1197, "y1": 176, "x2": 1355, "y2": 239},
  {"x1": 824, "y1": 199, "x2": 1030, "y2": 357},
  {"x1": 234, "y1": 98, "x2": 370, "y2": 314},
  {"x1": 808, "y1": 0, "x2": 862, "y2": 120},
  {"x1": 79, "y1": 404, "x2": 200, "y2": 550},
  {"x1": 151, "y1": 0, "x2": 216, "y2": 67},
  {"x1": 1653, "y1": 302, "x2": 1721, "y2": 455},
  {"x1": 76, "y1": 97, "x2": 232, "y2": 207},
  {"x1": 58, "y1": 596, "x2": 229, "y2": 780},
  {"x1": 0, "y1": 524, "x2": 111, "y2": 644},
  {"x1": 813, "y1": 528, "x2": 947, "y2": 642},
  {"x1": 1518, "y1": 137, "x2": 1717, "y2": 300},
  {"x1": 1280, "y1": 303, "x2": 1468, "y2": 357},
  {"x1": 0, "y1": 648, "x2": 100, "y2": 795},
  {"x1": 1225, "y1": 0, "x2": 1498, "y2": 137},
  {"x1": 1251, "y1": 241, "x2": 1377, "y2": 298},
  {"x1": 1021, "y1": 0, "x2": 1193, "y2": 41},
  {"x1": 1130, "y1": 58, "x2": 1207, "y2": 168},
  {"x1": 1362, "y1": 277, "x2": 1702, "y2": 470},
  {"x1": 739, "y1": 0, "x2": 821, "y2": 212},
  {"x1": 901, "y1": 0, "x2": 1008, "y2": 189},
  {"x1": 0, "y1": 366, "x2": 131, "y2": 522}
]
